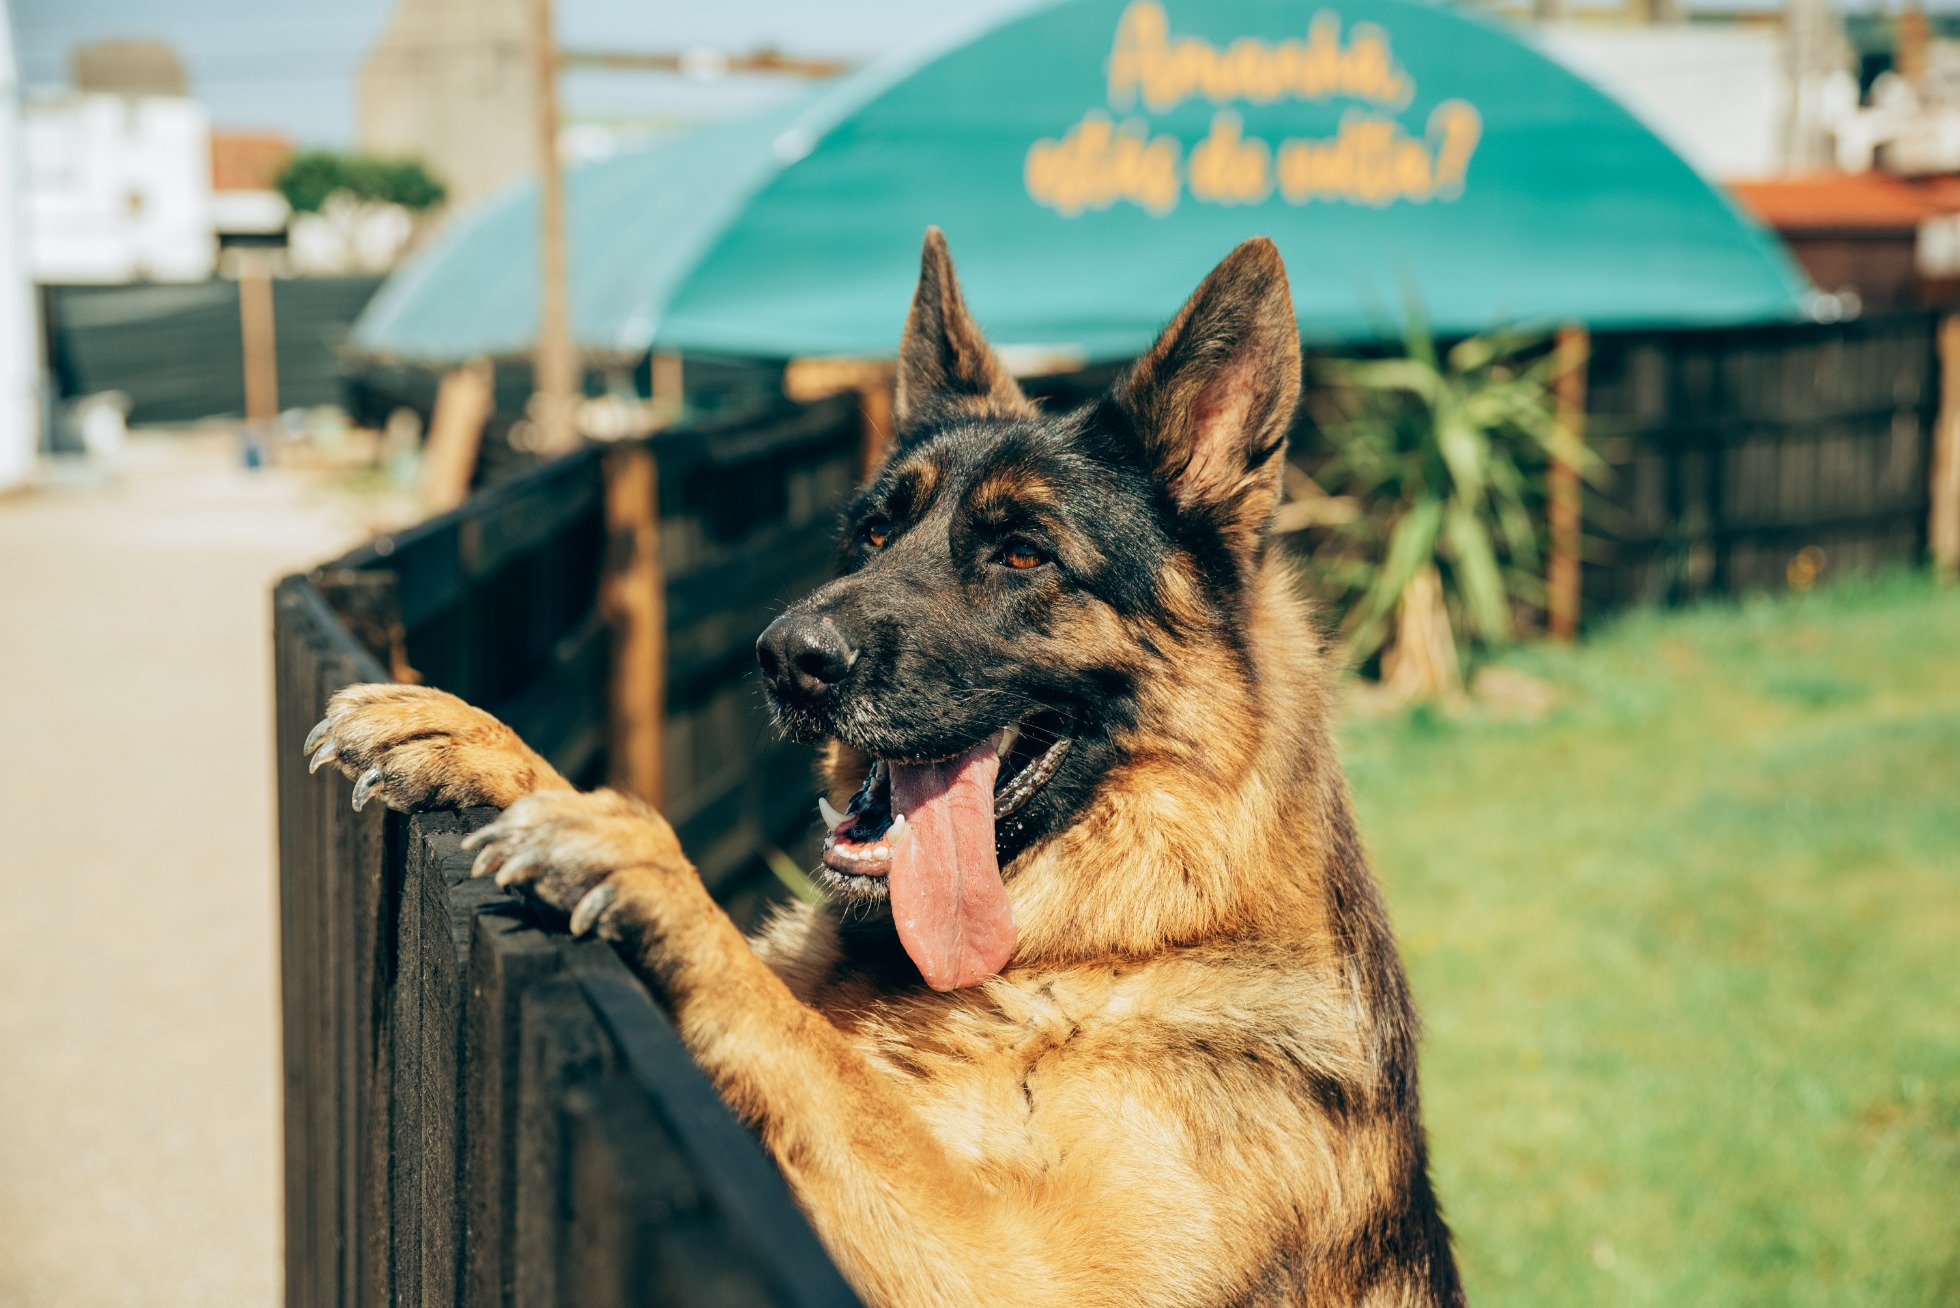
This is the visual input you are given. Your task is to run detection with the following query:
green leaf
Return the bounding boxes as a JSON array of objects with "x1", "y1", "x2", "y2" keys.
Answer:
[
  {"x1": 1487, "y1": 455, "x2": 1542, "y2": 569},
  {"x1": 1444, "y1": 498, "x2": 1513, "y2": 644},
  {"x1": 1346, "y1": 498, "x2": 1445, "y2": 662}
]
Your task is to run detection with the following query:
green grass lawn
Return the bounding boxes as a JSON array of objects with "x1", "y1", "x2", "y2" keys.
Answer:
[{"x1": 1340, "y1": 572, "x2": 1960, "y2": 1307}]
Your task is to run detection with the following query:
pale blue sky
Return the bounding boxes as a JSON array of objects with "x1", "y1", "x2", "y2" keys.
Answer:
[
  {"x1": 10, "y1": 0, "x2": 1019, "y2": 145},
  {"x1": 10, "y1": 0, "x2": 1939, "y2": 146}
]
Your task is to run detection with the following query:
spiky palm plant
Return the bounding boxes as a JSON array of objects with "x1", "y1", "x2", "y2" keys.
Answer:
[{"x1": 1287, "y1": 316, "x2": 1586, "y2": 699}]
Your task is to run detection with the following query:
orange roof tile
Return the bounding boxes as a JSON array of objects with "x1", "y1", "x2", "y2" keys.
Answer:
[
  {"x1": 1728, "y1": 173, "x2": 1947, "y2": 232},
  {"x1": 211, "y1": 132, "x2": 293, "y2": 193}
]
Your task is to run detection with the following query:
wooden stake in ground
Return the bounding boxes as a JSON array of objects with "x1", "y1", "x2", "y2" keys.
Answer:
[
  {"x1": 602, "y1": 444, "x2": 665, "y2": 807},
  {"x1": 1932, "y1": 314, "x2": 1960, "y2": 582},
  {"x1": 1547, "y1": 324, "x2": 1589, "y2": 641},
  {"x1": 237, "y1": 254, "x2": 278, "y2": 427},
  {"x1": 1379, "y1": 563, "x2": 1463, "y2": 704},
  {"x1": 529, "y1": 0, "x2": 578, "y2": 455},
  {"x1": 420, "y1": 360, "x2": 494, "y2": 512},
  {"x1": 649, "y1": 351, "x2": 683, "y2": 425}
]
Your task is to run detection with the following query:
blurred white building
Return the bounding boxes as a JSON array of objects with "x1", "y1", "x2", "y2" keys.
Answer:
[
  {"x1": 1536, "y1": 25, "x2": 1804, "y2": 179},
  {"x1": 0, "y1": 0, "x2": 38, "y2": 491},
  {"x1": 23, "y1": 42, "x2": 216, "y2": 284}
]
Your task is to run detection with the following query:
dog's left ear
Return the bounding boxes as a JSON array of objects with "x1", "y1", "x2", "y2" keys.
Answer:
[
  {"x1": 895, "y1": 227, "x2": 1036, "y2": 431},
  {"x1": 1110, "y1": 237, "x2": 1301, "y2": 555}
]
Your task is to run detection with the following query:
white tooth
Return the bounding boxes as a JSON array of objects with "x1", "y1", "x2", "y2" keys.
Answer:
[
  {"x1": 874, "y1": 846, "x2": 889, "y2": 858},
  {"x1": 996, "y1": 723, "x2": 1021, "y2": 756},
  {"x1": 818, "y1": 796, "x2": 847, "y2": 830},
  {"x1": 887, "y1": 814, "x2": 908, "y2": 842}
]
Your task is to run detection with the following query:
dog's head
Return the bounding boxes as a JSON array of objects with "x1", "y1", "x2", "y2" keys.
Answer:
[{"x1": 757, "y1": 228, "x2": 1302, "y2": 987}]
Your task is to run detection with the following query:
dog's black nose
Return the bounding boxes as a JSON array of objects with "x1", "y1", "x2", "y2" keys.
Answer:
[{"x1": 757, "y1": 613, "x2": 857, "y2": 703}]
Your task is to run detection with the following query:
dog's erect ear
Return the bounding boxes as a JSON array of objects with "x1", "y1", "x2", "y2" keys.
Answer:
[
  {"x1": 895, "y1": 227, "x2": 1036, "y2": 431},
  {"x1": 1110, "y1": 237, "x2": 1301, "y2": 554}
]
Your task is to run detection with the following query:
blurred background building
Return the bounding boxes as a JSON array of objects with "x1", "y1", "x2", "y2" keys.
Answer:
[
  {"x1": 358, "y1": 0, "x2": 531, "y2": 216},
  {"x1": 12, "y1": 0, "x2": 1960, "y2": 473}
]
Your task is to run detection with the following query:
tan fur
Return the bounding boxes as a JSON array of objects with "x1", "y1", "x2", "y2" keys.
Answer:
[
  {"x1": 314, "y1": 235, "x2": 1459, "y2": 1306},
  {"x1": 318, "y1": 555, "x2": 1446, "y2": 1307}
]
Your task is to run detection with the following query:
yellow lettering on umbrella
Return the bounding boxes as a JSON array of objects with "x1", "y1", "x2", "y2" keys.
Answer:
[
  {"x1": 1107, "y1": 2, "x2": 1413, "y2": 113},
  {"x1": 1028, "y1": 6, "x2": 1482, "y2": 216},
  {"x1": 1025, "y1": 112, "x2": 1184, "y2": 217},
  {"x1": 1273, "y1": 103, "x2": 1482, "y2": 207},
  {"x1": 1189, "y1": 112, "x2": 1272, "y2": 206}
]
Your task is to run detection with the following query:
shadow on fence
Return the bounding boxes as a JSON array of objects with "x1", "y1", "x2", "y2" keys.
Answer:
[{"x1": 274, "y1": 394, "x2": 867, "y2": 1307}]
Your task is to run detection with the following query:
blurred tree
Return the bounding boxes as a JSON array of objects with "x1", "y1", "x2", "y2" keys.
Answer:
[{"x1": 277, "y1": 152, "x2": 447, "y2": 215}]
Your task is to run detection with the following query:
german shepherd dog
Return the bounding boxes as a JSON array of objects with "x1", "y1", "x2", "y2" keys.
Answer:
[{"x1": 307, "y1": 231, "x2": 1465, "y2": 1306}]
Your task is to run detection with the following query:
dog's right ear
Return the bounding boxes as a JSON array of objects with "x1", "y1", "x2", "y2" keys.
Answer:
[
  {"x1": 895, "y1": 227, "x2": 1035, "y2": 431},
  {"x1": 1108, "y1": 237, "x2": 1301, "y2": 560}
]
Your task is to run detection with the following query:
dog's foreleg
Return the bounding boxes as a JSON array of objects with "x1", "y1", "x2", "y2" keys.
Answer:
[{"x1": 466, "y1": 789, "x2": 1097, "y2": 1308}]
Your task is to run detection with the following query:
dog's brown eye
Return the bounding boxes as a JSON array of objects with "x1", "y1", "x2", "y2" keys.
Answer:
[
  {"x1": 864, "y1": 523, "x2": 889, "y2": 549},
  {"x1": 1001, "y1": 542, "x2": 1044, "y2": 570}
]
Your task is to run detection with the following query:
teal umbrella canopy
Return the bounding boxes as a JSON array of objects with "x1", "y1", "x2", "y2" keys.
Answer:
[{"x1": 352, "y1": 0, "x2": 1812, "y2": 365}]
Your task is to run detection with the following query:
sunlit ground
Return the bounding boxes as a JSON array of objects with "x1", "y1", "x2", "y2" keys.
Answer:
[{"x1": 1344, "y1": 572, "x2": 1960, "y2": 1307}]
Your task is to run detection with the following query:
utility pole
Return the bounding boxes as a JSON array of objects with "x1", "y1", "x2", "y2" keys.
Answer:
[
  {"x1": 1782, "y1": 0, "x2": 1847, "y2": 172},
  {"x1": 529, "y1": 0, "x2": 578, "y2": 454}
]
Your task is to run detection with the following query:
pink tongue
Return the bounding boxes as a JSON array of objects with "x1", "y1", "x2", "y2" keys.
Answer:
[{"x1": 886, "y1": 742, "x2": 1017, "y2": 991}]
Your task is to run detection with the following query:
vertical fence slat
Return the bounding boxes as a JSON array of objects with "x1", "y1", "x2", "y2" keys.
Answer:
[
  {"x1": 464, "y1": 896, "x2": 563, "y2": 1308},
  {"x1": 415, "y1": 813, "x2": 479, "y2": 1308},
  {"x1": 390, "y1": 814, "x2": 428, "y2": 1306}
]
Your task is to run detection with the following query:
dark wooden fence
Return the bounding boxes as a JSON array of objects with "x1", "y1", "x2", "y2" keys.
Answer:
[
  {"x1": 274, "y1": 395, "x2": 867, "y2": 1308},
  {"x1": 45, "y1": 276, "x2": 385, "y2": 427},
  {"x1": 1583, "y1": 311, "x2": 1938, "y2": 610}
]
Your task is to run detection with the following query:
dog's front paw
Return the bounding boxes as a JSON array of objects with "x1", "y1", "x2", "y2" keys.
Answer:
[
  {"x1": 305, "y1": 683, "x2": 565, "y2": 813},
  {"x1": 462, "y1": 789, "x2": 687, "y2": 940}
]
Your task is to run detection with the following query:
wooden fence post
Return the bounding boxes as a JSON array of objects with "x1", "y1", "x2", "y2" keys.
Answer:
[
  {"x1": 782, "y1": 358, "x2": 897, "y2": 482},
  {"x1": 421, "y1": 360, "x2": 494, "y2": 512},
  {"x1": 238, "y1": 253, "x2": 278, "y2": 426},
  {"x1": 650, "y1": 351, "x2": 684, "y2": 425},
  {"x1": 1933, "y1": 314, "x2": 1960, "y2": 582},
  {"x1": 856, "y1": 374, "x2": 895, "y2": 480},
  {"x1": 529, "y1": 0, "x2": 579, "y2": 455},
  {"x1": 603, "y1": 444, "x2": 665, "y2": 807},
  {"x1": 1547, "y1": 324, "x2": 1589, "y2": 641}
]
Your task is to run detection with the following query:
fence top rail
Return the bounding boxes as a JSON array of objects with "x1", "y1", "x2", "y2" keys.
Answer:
[
  {"x1": 277, "y1": 572, "x2": 391, "y2": 685},
  {"x1": 327, "y1": 393, "x2": 860, "y2": 578}
]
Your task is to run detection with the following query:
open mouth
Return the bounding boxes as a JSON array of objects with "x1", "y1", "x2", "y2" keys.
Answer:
[
  {"x1": 819, "y1": 712, "x2": 1071, "y2": 882},
  {"x1": 812, "y1": 710, "x2": 1071, "y2": 990}
]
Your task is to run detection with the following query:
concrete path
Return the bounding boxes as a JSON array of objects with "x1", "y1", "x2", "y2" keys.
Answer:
[{"x1": 0, "y1": 434, "x2": 372, "y2": 1307}]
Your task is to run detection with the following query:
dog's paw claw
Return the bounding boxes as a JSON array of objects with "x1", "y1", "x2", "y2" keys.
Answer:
[
  {"x1": 352, "y1": 766, "x2": 384, "y2": 812},
  {"x1": 467, "y1": 840, "x2": 502, "y2": 881},
  {"x1": 494, "y1": 848, "x2": 541, "y2": 888},
  {"x1": 570, "y1": 883, "x2": 616, "y2": 936},
  {"x1": 299, "y1": 683, "x2": 555, "y2": 814},
  {"x1": 455, "y1": 790, "x2": 683, "y2": 939}
]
